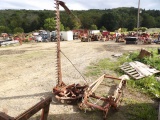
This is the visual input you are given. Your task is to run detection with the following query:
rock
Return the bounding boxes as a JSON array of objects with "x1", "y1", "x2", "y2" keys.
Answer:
[{"x1": 156, "y1": 77, "x2": 160, "y2": 82}]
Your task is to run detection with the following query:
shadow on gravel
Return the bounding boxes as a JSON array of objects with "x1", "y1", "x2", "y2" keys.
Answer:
[
  {"x1": 0, "y1": 92, "x2": 158, "y2": 120},
  {"x1": 30, "y1": 102, "x2": 158, "y2": 120}
]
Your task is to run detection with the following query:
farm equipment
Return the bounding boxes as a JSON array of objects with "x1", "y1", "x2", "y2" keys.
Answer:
[
  {"x1": 72, "y1": 29, "x2": 88, "y2": 40},
  {"x1": 138, "y1": 33, "x2": 152, "y2": 44},
  {"x1": 81, "y1": 33, "x2": 101, "y2": 42},
  {"x1": 125, "y1": 32, "x2": 152, "y2": 44},
  {"x1": 73, "y1": 29, "x2": 102, "y2": 42},
  {"x1": 79, "y1": 74, "x2": 126, "y2": 118},
  {"x1": 53, "y1": 0, "x2": 127, "y2": 119},
  {"x1": 53, "y1": 0, "x2": 88, "y2": 103}
]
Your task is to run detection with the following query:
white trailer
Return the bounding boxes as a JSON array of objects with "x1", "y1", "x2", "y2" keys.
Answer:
[{"x1": 60, "y1": 31, "x2": 73, "y2": 41}]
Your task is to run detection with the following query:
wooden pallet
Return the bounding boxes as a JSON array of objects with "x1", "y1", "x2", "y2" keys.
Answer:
[{"x1": 120, "y1": 61, "x2": 160, "y2": 80}]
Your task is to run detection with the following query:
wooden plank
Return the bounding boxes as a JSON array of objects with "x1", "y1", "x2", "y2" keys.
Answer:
[
  {"x1": 121, "y1": 65, "x2": 131, "y2": 68},
  {"x1": 121, "y1": 67, "x2": 131, "y2": 70},
  {"x1": 129, "y1": 71, "x2": 139, "y2": 75},
  {"x1": 132, "y1": 74, "x2": 140, "y2": 77},
  {"x1": 123, "y1": 68, "x2": 134, "y2": 71},
  {"x1": 127, "y1": 69, "x2": 136, "y2": 73}
]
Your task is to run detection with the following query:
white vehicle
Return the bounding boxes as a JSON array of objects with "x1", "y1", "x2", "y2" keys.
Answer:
[{"x1": 35, "y1": 35, "x2": 42, "y2": 42}]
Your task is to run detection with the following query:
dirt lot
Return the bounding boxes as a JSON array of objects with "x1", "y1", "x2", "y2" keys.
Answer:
[{"x1": 0, "y1": 40, "x2": 159, "y2": 120}]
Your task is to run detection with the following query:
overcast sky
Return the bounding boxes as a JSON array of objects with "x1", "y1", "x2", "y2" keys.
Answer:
[{"x1": 0, "y1": 0, "x2": 160, "y2": 10}]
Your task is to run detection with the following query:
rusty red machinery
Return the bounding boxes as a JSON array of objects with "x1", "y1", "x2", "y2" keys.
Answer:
[
  {"x1": 72, "y1": 29, "x2": 89, "y2": 40},
  {"x1": 53, "y1": 0, "x2": 88, "y2": 103},
  {"x1": 79, "y1": 74, "x2": 126, "y2": 118},
  {"x1": 52, "y1": 0, "x2": 127, "y2": 119}
]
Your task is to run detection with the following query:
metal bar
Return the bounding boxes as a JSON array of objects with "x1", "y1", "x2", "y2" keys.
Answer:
[
  {"x1": 85, "y1": 101, "x2": 106, "y2": 111},
  {"x1": 59, "y1": 1, "x2": 71, "y2": 14},
  {"x1": 0, "y1": 112, "x2": 14, "y2": 120},
  {"x1": 104, "y1": 75, "x2": 121, "y2": 80},
  {"x1": 40, "y1": 104, "x2": 50, "y2": 120}
]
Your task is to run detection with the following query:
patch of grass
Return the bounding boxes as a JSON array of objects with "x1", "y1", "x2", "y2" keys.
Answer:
[
  {"x1": 129, "y1": 48, "x2": 160, "y2": 70},
  {"x1": 85, "y1": 58, "x2": 115, "y2": 77},
  {"x1": 128, "y1": 76, "x2": 160, "y2": 98},
  {"x1": 85, "y1": 52, "x2": 133, "y2": 77},
  {"x1": 122, "y1": 98, "x2": 158, "y2": 120}
]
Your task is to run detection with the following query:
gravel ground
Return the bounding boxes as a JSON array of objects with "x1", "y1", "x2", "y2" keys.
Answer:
[{"x1": 0, "y1": 40, "x2": 159, "y2": 119}]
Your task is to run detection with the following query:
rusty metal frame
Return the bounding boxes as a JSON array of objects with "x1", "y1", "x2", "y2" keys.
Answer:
[
  {"x1": 53, "y1": 0, "x2": 88, "y2": 103},
  {"x1": 79, "y1": 74, "x2": 127, "y2": 118},
  {"x1": 0, "y1": 96, "x2": 52, "y2": 120},
  {"x1": 53, "y1": 1, "x2": 127, "y2": 118}
]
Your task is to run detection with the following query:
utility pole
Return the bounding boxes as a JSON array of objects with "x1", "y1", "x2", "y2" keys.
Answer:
[{"x1": 137, "y1": 0, "x2": 140, "y2": 37}]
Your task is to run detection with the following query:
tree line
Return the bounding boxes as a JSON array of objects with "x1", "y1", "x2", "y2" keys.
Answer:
[{"x1": 0, "y1": 7, "x2": 160, "y2": 34}]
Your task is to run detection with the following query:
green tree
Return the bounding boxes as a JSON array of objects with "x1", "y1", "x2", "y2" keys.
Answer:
[
  {"x1": 133, "y1": 27, "x2": 138, "y2": 31},
  {"x1": 0, "y1": 8, "x2": 160, "y2": 33},
  {"x1": 60, "y1": 23, "x2": 65, "y2": 31},
  {"x1": 100, "y1": 12, "x2": 120, "y2": 31},
  {"x1": 141, "y1": 13, "x2": 156, "y2": 28},
  {"x1": 90, "y1": 24, "x2": 98, "y2": 30},
  {"x1": 0, "y1": 26, "x2": 11, "y2": 33},
  {"x1": 13, "y1": 27, "x2": 24, "y2": 33},
  {"x1": 139, "y1": 27, "x2": 148, "y2": 32},
  {"x1": 73, "y1": 19, "x2": 81, "y2": 29},
  {"x1": 100, "y1": 26, "x2": 106, "y2": 31},
  {"x1": 80, "y1": 14, "x2": 93, "y2": 29},
  {"x1": 121, "y1": 28, "x2": 128, "y2": 32},
  {"x1": 126, "y1": 16, "x2": 137, "y2": 31},
  {"x1": 10, "y1": 20, "x2": 18, "y2": 29},
  {"x1": 155, "y1": 16, "x2": 160, "y2": 28},
  {"x1": 44, "y1": 17, "x2": 56, "y2": 31},
  {"x1": 65, "y1": 27, "x2": 70, "y2": 31}
]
